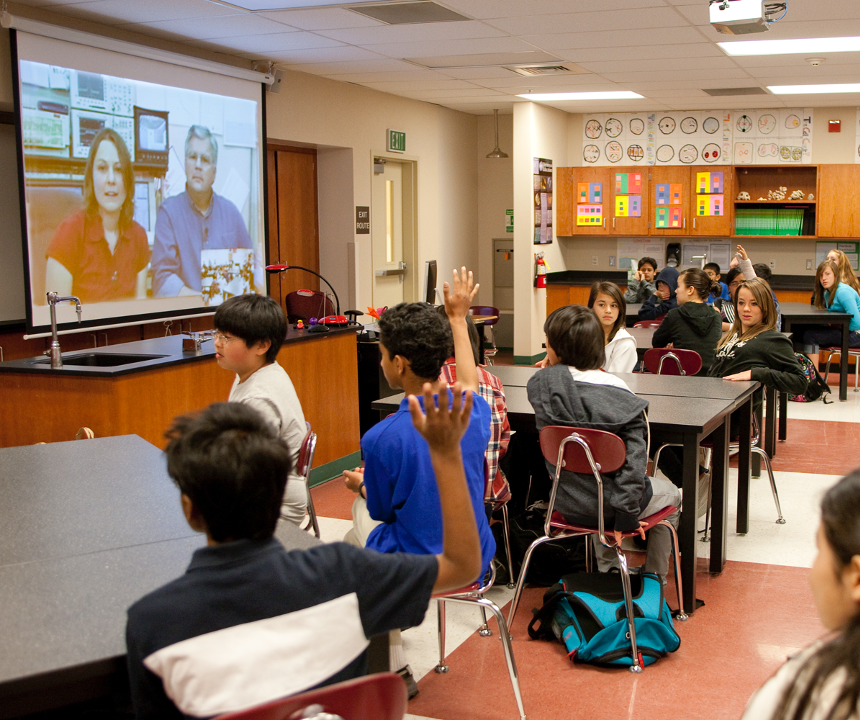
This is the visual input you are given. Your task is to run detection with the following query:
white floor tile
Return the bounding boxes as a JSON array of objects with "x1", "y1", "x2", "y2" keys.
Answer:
[{"x1": 782, "y1": 391, "x2": 860, "y2": 422}]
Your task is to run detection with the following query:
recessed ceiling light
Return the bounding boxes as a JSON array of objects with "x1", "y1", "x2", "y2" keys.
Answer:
[
  {"x1": 517, "y1": 91, "x2": 643, "y2": 101},
  {"x1": 767, "y1": 83, "x2": 860, "y2": 94},
  {"x1": 719, "y1": 36, "x2": 860, "y2": 56}
]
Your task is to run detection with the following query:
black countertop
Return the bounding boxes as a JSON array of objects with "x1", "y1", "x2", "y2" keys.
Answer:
[{"x1": 0, "y1": 325, "x2": 357, "y2": 378}]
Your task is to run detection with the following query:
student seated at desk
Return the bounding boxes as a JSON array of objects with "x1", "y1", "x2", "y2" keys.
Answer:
[
  {"x1": 527, "y1": 305, "x2": 680, "y2": 581},
  {"x1": 342, "y1": 268, "x2": 495, "y2": 692},
  {"x1": 826, "y1": 248, "x2": 860, "y2": 297},
  {"x1": 742, "y1": 469, "x2": 860, "y2": 720},
  {"x1": 651, "y1": 268, "x2": 722, "y2": 375},
  {"x1": 213, "y1": 294, "x2": 307, "y2": 526},
  {"x1": 624, "y1": 256, "x2": 658, "y2": 304},
  {"x1": 703, "y1": 262, "x2": 730, "y2": 304},
  {"x1": 638, "y1": 266, "x2": 679, "y2": 321},
  {"x1": 800, "y1": 259, "x2": 860, "y2": 351},
  {"x1": 590, "y1": 281, "x2": 637, "y2": 374},
  {"x1": 126, "y1": 396, "x2": 483, "y2": 719}
]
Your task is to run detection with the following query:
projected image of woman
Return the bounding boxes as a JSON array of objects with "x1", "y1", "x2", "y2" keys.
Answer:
[{"x1": 45, "y1": 128, "x2": 150, "y2": 303}]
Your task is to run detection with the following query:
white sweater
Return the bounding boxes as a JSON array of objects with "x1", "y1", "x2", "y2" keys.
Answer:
[{"x1": 604, "y1": 328, "x2": 637, "y2": 374}]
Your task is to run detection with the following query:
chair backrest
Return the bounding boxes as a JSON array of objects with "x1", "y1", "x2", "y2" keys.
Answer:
[
  {"x1": 539, "y1": 426, "x2": 627, "y2": 475},
  {"x1": 297, "y1": 421, "x2": 317, "y2": 480},
  {"x1": 643, "y1": 348, "x2": 702, "y2": 376},
  {"x1": 285, "y1": 290, "x2": 335, "y2": 324},
  {"x1": 470, "y1": 305, "x2": 499, "y2": 326},
  {"x1": 213, "y1": 672, "x2": 407, "y2": 720},
  {"x1": 632, "y1": 319, "x2": 664, "y2": 328}
]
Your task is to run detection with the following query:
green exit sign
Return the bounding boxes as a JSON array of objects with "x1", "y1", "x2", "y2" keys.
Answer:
[{"x1": 387, "y1": 129, "x2": 406, "y2": 153}]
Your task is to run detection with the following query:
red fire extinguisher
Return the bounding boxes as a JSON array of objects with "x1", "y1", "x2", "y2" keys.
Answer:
[{"x1": 534, "y1": 252, "x2": 549, "y2": 288}]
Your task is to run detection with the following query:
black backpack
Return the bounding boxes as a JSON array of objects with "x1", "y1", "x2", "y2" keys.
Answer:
[{"x1": 788, "y1": 352, "x2": 832, "y2": 403}]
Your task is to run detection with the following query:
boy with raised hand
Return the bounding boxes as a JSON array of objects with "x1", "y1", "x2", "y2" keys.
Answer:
[
  {"x1": 126, "y1": 392, "x2": 480, "y2": 720},
  {"x1": 624, "y1": 256, "x2": 658, "y2": 303},
  {"x1": 342, "y1": 267, "x2": 495, "y2": 692},
  {"x1": 212, "y1": 294, "x2": 307, "y2": 526}
]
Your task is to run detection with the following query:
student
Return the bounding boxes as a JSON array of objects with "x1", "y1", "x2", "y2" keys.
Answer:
[
  {"x1": 716, "y1": 266, "x2": 745, "y2": 332},
  {"x1": 342, "y1": 268, "x2": 495, "y2": 691},
  {"x1": 212, "y1": 294, "x2": 308, "y2": 526},
  {"x1": 741, "y1": 470, "x2": 860, "y2": 720},
  {"x1": 729, "y1": 244, "x2": 782, "y2": 330},
  {"x1": 703, "y1": 262, "x2": 731, "y2": 303},
  {"x1": 527, "y1": 305, "x2": 680, "y2": 580},
  {"x1": 589, "y1": 281, "x2": 636, "y2": 373},
  {"x1": 802, "y1": 259, "x2": 860, "y2": 350},
  {"x1": 125, "y1": 395, "x2": 482, "y2": 719},
  {"x1": 651, "y1": 268, "x2": 722, "y2": 374},
  {"x1": 624, "y1": 256, "x2": 658, "y2": 304},
  {"x1": 436, "y1": 307, "x2": 510, "y2": 489},
  {"x1": 826, "y1": 248, "x2": 860, "y2": 296},
  {"x1": 638, "y1": 266, "x2": 679, "y2": 321}
]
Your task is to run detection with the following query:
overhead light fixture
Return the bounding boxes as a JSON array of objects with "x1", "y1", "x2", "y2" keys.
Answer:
[
  {"x1": 719, "y1": 36, "x2": 860, "y2": 56},
  {"x1": 517, "y1": 91, "x2": 643, "y2": 101},
  {"x1": 486, "y1": 109, "x2": 508, "y2": 159},
  {"x1": 768, "y1": 83, "x2": 860, "y2": 94}
]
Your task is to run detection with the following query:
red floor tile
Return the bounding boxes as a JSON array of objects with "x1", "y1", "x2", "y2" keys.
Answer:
[{"x1": 309, "y1": 477, "x2": 355, "y2": 520}]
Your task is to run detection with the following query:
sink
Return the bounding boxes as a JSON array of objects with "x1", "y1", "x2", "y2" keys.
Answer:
[{"x1": 34, "y1": 353, "x2": 168, "y2": 367}]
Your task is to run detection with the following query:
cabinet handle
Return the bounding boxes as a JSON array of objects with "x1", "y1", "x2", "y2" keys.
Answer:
[
  {"x1": 612, "y1": 217, "x2": 615, "y2": 229},
  {"x1": 693, "y1": 217, "x2": 696, "y2": 229},
  {"x1": 603, "y1": 218, "x2": 606, "y2": 228},
  {"x1": 683, "y1": 217, "x2": 686, "y2": 230}
]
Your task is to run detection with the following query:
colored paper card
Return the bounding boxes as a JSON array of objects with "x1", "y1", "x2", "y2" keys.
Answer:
[
  {"x1": 615, "y1": 172, "x2": 642, "y2": 195},
  {"x1": 577, "y1": 204, "x2": 602, "y2": 226},
  {"x1": 670, "y1": 184, "x2": 682, "y2": 205},
  {"x1": 589, "y1": 182, "x2": 602, "y2": 203},
  {"x1": 655, "y1": 206, "x2": 669, "y2": 227},
  {"x1": 615, "y1": 196, "x2": 628, "y2": 217},
  {"x1": 578, "y1": 182, "x2": 589, "y2": 203},
  {"x1": 656, "y1": 183, "x2": 670, "y2": 205},
  {"x1": 710, "y1": 172, "x2": 723, "y2": 193},
  {"x1": 696, "y1": 172, "x2": 710, "y2": 194},
  {"x1": 669, "y1": 207, "x2": 682, "y2": 227},
  {"x1": 629, "y1": 195, "x2": 641, "y2": 217},
  {"x1": 711, "y1": 194, "x2": 723, "y2": 215},
  {"x1": 697, "y1": 194, "x2": 724, "y2": 216}
]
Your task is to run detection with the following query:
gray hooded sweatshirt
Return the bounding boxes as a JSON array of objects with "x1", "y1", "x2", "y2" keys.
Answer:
[{"x1": 527, "y1": 364, "x2": 652, "y2": 532}]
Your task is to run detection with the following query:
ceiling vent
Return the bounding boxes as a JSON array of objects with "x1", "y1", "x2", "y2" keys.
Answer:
[
  {"x1": 348, "y1": 2, "x2": 470, "y2": 24},
  {"x1": 703, "y1": 86, "x2": 769, "y2": 96},
  {"x1": 505, "y1": 64, "x2": 590, "y2": 77}
]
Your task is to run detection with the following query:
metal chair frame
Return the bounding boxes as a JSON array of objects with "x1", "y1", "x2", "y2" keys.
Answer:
[
  {"x1": 820, "y1": 346, "x2": 860, "y2": 392},
  {"x1": 507, "y1": 427, "x2": 686, "y2": 674},
  {"x1": 643, "y1": 348, "x2": 703, "y2": 376},
  {"x1": 292, "y1": 421, "x2": 320, "y2": 538}
]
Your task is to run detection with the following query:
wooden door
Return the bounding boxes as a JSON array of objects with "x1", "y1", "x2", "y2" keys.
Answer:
[
  {"x1": 690, "y1": 165, "x2": 733, "y2": 236},
  {"x1": 266, "y1": 147, "x2": 320, "y2": 311},
  {"x1": 818, "y1": 165, "x2": 859, "y2": 237},
  {"x1": 555, "y1": 167, "x2": 575, "y2": 236},
  {"x1": 608, "y1": 167, "x2": 649, "y2": 235},
  {"x1": 568, "y1": 167, "x2": 611, "y2": 236},
  {"x1": 649, "y1": 167, "x2": 690, "y2": 236}
]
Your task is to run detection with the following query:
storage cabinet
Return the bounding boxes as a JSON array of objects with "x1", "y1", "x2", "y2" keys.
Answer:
[
  {"x1": 818, "y1": 165, "x2": 860, "y2": 237},
  {"x1": 689, "y1": 165, "x2": 733, "y2": 236},
  {"x1": 649, "y1": 167, "x2": 690, "y2": 236},
  {"x1": 733, "y1": 165, "x2": 817, "y2": 237},
  {"x1": 609, "y1": 167, "x2": 650, "y2": 236}
]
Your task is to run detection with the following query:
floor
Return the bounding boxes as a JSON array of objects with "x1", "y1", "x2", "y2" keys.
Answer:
[{"x1": 308, "y1": 359, "x2": 855, "y2": 720}]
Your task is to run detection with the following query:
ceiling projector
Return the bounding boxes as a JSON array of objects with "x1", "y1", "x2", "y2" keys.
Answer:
[{"x1": 710, "y1": 0, "x2": 769, "y2": 34}]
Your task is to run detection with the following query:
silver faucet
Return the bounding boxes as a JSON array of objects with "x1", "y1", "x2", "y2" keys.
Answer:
[{"x1": 46, "y1": 292, "x2": 82, "y2": 369}]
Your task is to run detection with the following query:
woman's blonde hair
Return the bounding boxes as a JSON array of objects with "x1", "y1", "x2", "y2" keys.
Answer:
[
  {"x1": 717, "y1": 277, "x2": 777, "y2": 348},
  {"x1": 813, "y1": 259, "x2": 841, "y2": 310},
  {"x1": 827, "y1": 249, "x2": 860, "y2": 295}
]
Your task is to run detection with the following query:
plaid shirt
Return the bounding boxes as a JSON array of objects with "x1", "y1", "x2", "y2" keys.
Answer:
[{"x1": 440, "y1": 360, "x2": 510, "y2": 489}]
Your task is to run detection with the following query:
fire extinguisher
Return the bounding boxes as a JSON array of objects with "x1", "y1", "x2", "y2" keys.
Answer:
[{"x1": 534, "y1": 252, "x2": 549, "y2": 288}]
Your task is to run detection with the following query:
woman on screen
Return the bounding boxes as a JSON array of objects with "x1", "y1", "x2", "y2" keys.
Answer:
[{"x1": 45, "y1": 128, "x2": 149, "y2": 303}]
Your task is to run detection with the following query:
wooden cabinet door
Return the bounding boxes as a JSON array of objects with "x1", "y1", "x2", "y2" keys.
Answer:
[
  {"x1": 690, "y1": 165, "x2": 733, "y2": 236},
  {"x1": 818, "y1": 165, "x2": 859, "y2": 237},
  {"x1": 649, "y1": 167, "x2": 690, "y2": 235},
  {"x1": 608, "y1": 167, "x2": 649, "y2": 236},
  {"x1": 555, "y1": 167, "x2": 575, "y2": 236},
  {"x1": 568, "y1": 167, "x2": 612, "y2": 235}
]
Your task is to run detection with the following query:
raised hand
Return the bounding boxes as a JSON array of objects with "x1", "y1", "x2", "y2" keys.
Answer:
[
  {"x1": 408, "y1": 381, "x2": 472, "y2": 454},
  {"x1": 443, "y1": 266, "x2": 479, "y2": 321}
]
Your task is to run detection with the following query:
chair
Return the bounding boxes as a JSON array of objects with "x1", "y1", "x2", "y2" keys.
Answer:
[
  {"x1": 285, "y1": 290, "x2": 335, "y2": 325},
  {"x1": 486, "y1": 468, "x2": 516, "y2": 589},
  {"x1": 507, "y1": 426, "x2": 686, "y2": 673},
  {"x1": 633, "y1": 319, "x2": 664, "y2": 328},
  {"x1": 76, "y1": 427, "x2": 95, "y2": 440},
  {"x1": 213, "y1": 672, "x2": 406, "y2": 720},
  {"x1": 820, "y1": 346, "x2": 860, "y2": 392},
  {"x1": 470, "y1": 305, "x2": 500, "y2": 365},
  {"x1": 291, "y1": 421, "x2": 320, "y2": 538},
  {"x1": 643, "y1": 348, "x2": 703, "y2": 376}
]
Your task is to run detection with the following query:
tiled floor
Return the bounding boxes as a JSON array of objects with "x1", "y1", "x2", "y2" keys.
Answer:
[{"x1": 308, "y1": 370, "x2": 856, "y2": 720}]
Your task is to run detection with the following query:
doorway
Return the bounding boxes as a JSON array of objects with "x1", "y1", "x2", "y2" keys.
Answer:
[{"x1": 371, "y1": 157, "x2": 415, "y2": 309}]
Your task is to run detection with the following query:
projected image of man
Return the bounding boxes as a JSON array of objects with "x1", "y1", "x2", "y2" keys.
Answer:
[{"x1": 151, "y1": 125, "x2": 253, "y2": 297}]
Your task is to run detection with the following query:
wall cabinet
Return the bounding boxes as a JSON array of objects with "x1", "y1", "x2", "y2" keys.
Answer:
[
  {"x1": 733, "y1": 165, "x2": 817, "y2": 237},
  {"x1": 818, "y1": 165, "x2": 860, "y2": 237},
  {"x1": 690, "y1": 165, "x2": 733, "y2": 237}
]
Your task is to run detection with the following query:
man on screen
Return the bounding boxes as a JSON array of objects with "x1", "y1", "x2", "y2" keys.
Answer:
[{"x1": 151, "y1": 125, "x2": 254, "y2": 298}]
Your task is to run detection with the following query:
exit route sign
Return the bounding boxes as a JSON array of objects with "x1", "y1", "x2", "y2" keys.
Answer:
[{"x1": 387, "y1": 129, "x2": 406, "y2": 153}]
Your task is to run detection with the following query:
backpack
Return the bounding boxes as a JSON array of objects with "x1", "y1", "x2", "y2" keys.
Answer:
[
  {"x1": 528, "y1": 572, "x2": 681, "y2": 668},
  {"x1": 788, "y1": 352, "x2": 832, "y2": 403}
]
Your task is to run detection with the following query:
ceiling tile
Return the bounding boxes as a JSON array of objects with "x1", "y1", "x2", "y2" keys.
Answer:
[
  {"x1": 528, "y1": 26, "x2": 708, "y2": 51},
  {"x1": 443, "y1": 0, "x2": 665, "y2": 19},
  {"x1": 484, "y1": 7, "x2": 691, "y2": 36},
  {"x1": 477, "y1": 74, "x2": 615, "y2": 89},
  {"x1": 357, "y1": 78, "x2": 488, "y2": 92},
  {"x1": 600, "y1": 67, "x2": 753, "y2": 83},
  {"x1": 359, "y1": 36, "x2": 539, "y2": 60},
  {"x1": 258, "y1": 8, "x2": 383, "y2": 31},
  {"x1": 270, "y1": 46, "x2": 389, "y2": 64},
  {"x1": 579, "y1": 55, "x2": 740, "y2": 74},
  {"x1": 314, "y1": 20, "x2": 508, "y2": 45},
  {"x1": 124, "y1": 12, "x2": 291, "y2": 41},
  {"x1": 323, "y1": 69, "x2": 456, "y2": 83},
  {"x1": 397, "y1": 87, "x2": 507, "y2": 99},
  {"x1": 212, "y1": 32, "x2": 342, "y2": 55},
  {"x1": 553, "y1": 42, "x2": 723, "y2": 63},
  {"x1": 289, "y1": 59, "x2": 422, "y2": 75},
  {"x1": 50, "y1": 0, "x2": 236, "y2": 24}
]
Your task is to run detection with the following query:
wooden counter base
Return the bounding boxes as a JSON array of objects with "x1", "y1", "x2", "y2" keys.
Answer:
[{"x1": 0, "y1": 331, "x2": 360, "y2": 466}]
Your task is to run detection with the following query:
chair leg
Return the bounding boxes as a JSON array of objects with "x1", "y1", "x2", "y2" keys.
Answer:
[
  {"x1": 478, "y1": 604, "x2": 492, "y2": 636},
  {"x1": 752, "y1": 447, "x2": 785, "y2": 524},
  {"x1": 508, "y1": 534, "x2": 567, "y2": 626},
  {"x1": 658, "y1": 520, "x2": 688, "y2": 621},
  {"x1": 435, "y1": 599, "x2": 449, "y2": 673},
  {"x1": 305, "y1": 485, "x2": 321, "y2": 539},
  {"x1": 501, "y1": 504, "x2": 516, "y2": 589},
  {"x1": 822, "y1": 350, "x2": 837, "y2": 386},
  {"x1": 615, "y1": 548, "x2": 643, "y2": 673},
  {"x1": 701, "y1": 472, "x2": 712, "y2": 543},
  {"x1": 585, "y1": 534, "x2": 593, "y2": 573}
]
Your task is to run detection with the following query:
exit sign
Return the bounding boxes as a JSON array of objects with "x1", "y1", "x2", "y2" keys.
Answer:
[{"x1": 387, "y1": 129, "x2": 406, "y2": 153}]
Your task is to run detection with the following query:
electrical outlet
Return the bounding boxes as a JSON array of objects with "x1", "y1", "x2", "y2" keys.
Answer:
[
  {"x1": 592, "y1": 255, "x2": 598, "y2": 266},
  {"x1": 768, "y1": 259, "x2": 775, "y2": 270},
  {"x1": 807, "y1": 259, "x2": 813, "y2": 270},
  {"x1": 609, "y1": 255, "x2": 616, "y2": 267}
]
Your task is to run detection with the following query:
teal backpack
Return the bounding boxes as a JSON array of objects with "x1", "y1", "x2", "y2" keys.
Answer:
[{"x1": 528, "y1": 572, "x2": 680, "y2": 668}]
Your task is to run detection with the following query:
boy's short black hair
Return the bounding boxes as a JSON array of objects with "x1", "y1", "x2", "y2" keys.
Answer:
[
  {"x1": 214, "y1": 294, "x2": 287, "y2": 364},
  {"x1": 435, "y1": 305, "x2": 481, "y2": 365},
  {"x1": 378, "y1": 303, "x2": 453, "y2": 380},
  {"x1": 752, "y1": 263, "x2": 772, "y2": 282},
  {"x1": 704, "y1": 262, "x2": 721, "y2": 275},
  {"x1": 638, "y1": 257, "x2": 657, "y2": 270},
  {"x1": 165, "y1": 402, "x2": 292, "y2": 543},
  {"x1": 544, "y1": 305, "x2": 604, "y2": 371}
]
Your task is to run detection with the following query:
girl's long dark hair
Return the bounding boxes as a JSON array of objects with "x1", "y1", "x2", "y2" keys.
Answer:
[
  {"x1": 679, "y1": 268, "x2": 721, "y2": 301},
  {"x1": 771, "y1": 470, "x2": 860, "y2": 720},
  {"x1": 813, "y1": 260, "x2": 842, "y2": 311}
]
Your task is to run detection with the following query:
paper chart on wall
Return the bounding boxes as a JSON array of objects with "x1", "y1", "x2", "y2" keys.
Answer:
[
  {"x1": 733, "y1": 107, "x2": 812, "y2": 164},
  {"x1": 618, "y1": 239, "x2": 665, "y2": 278}
]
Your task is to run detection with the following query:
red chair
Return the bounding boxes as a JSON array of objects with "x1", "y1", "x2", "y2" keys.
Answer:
[
  {"x1": 470, "y1": 305, "x2": 500, "y2": 365},
  {"x1": 633, "y1": 319, "x2": 664, "y2": 328},
  {"x1": 285, "y1": 290, "x2": 335, "y2": 325},
  {"x1": 507, "y1": 426, "x2": 686, "y2": 673},
  {"x1": 291, "y1": 421, "x2": 320, "y2": 538},
  {"x1": 643, "y1": 348, "x2": 703, "y2": 376},
  {"x1": 213, "y1": 672, "x2": 406, "y2": 720}
]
